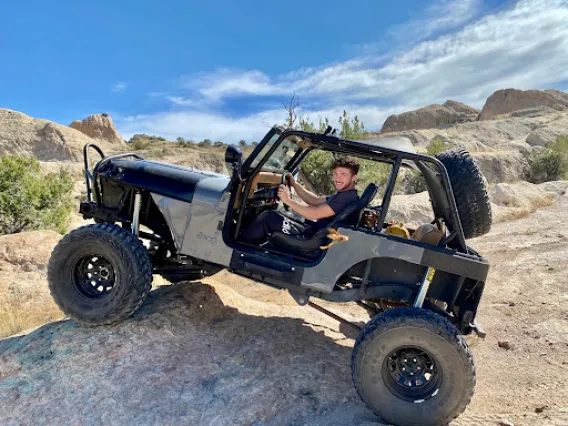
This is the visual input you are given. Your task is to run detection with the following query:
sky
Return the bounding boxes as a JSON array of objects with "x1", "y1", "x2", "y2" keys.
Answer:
[{"x1": 1, "y1": 0, "x2": 568, "y2": 143}]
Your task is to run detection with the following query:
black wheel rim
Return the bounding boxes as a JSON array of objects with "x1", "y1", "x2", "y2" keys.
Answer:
[
  {"x1": 382, "y1": 346, "x2": 442, "y2": 402},
  {"x1": 72, "y1": 254, "x2": 116, "y2": 298}
]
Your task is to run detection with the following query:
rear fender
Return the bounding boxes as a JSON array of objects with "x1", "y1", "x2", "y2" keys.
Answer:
[{"x1": 301, "y1": 227, "x2": 489, "y2": 294}]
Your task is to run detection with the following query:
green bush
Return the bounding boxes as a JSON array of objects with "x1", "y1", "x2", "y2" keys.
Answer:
[
  {"x1": 426, "y1": 137, "x2": 454, "y2": 156},
  {"x1": 198, "y1": 139, "x2": 212, "y2": 148},
  {"x1": 526, "y1": 135, "x2": 568, "y2": 183},
  {"x1": 401, "y1": 169, "x2": 428, "y2": 194},
  {"x1": 0, "y1": 155, "x2": 74, "y2": 235}
]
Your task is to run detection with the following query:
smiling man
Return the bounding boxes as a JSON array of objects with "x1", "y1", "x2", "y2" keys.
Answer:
[{"x1": 241, "y1": 158, "x2": 360, "y2": 244}]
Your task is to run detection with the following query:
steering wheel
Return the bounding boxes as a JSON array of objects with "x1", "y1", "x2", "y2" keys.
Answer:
[{"x1": 281, "y1": 174, "x2": 291, "y2": 211}]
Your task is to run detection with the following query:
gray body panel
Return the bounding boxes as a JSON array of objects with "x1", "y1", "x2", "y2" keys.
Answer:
[
  {"x1": 150, "y1": 194, "x2": 191, "y2": 251},
  {"x1": 301, "y1": 227, "x2": 425, "y2": 293},
  {"x1": 181, "y1": 176, "x2": 234, "y2": 266}
]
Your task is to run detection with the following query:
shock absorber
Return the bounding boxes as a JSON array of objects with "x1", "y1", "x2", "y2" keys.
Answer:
[{"x1": 132, "y1": 191, "x2": 142, "y2": 237}]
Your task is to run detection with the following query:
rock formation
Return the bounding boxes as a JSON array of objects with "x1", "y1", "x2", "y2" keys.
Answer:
[
  {"x1": 478, "y1": 88, "x2": 568, "y2": 121},
  {"x1": 0, "y1": 109, "x2": 121, "y2": 162},
  {"x1": 69, "y1": 113, "x2": 126, "y2": 146},
  {"x1": 380, "y1": 100, "x2": 479, "y2": 133}
]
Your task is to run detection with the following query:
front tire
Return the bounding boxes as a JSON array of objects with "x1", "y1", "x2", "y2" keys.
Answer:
[
  {"x1": 47, "y1": 223, "x2": 153, "y2": 326},
  {"x1": 351, "y1": 307, "x2": 475, "y2": 426}
]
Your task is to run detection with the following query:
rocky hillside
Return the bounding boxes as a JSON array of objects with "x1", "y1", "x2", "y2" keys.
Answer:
[
  {"x1": 2, "y1": 87, "x2": 567, "y2": 185},
  {"x1": 373, "y1": 89, "x2": 568, "y2": 183},
  {"x1": 0, "y1": 109, "x2": 124, "y2": 162}
]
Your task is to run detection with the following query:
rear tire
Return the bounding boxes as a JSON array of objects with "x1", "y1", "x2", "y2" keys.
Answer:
[
  {"x1": 351, "y1": 307, "x2": 475, "y2": 426},
  {"x1": 436, "y1": 149, "x2": 492, "y2": 239},
  {"x1": 48, "y1": 223, "x2": 153, "y2": 326}
]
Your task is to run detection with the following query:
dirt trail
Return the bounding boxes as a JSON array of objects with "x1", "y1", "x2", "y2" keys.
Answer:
[{"x1": 451, "y1": 194, "x2": 568, "y2": 425}]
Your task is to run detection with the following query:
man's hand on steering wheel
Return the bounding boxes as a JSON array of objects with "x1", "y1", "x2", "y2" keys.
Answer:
[
  {"x1": 280, "y1": 174, "x2": 292, "y2": 210},
  {"x1": 285, "y1": 172, "x2": 295, "y2": 188},
  {"x1": 277, "y1": 184, "x2": 291, "y2": 204}
]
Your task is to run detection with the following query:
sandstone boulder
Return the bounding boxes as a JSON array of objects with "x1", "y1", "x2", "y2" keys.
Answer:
[
  {"x1": 478, "y1": 89, "x2": 568, "y2": 121},
  {"x1": 496, "y1": 106, "x2": 558, "y2": 119},
  {"x1": 69, "y1": 113, "x2": 126, "y2": 146},
  {"x1": 0, "y1": 109, "x2": 121, "y2": 162},
  {"x1": 470, "y1": 151, "x2": 530, "y2": 183},
  {"x1": 386, "y1": 191, "x2": 434, "y2": 229},
  {"x1": 380, "y1": 100, "x2": 479, "y2": 133},
  {"x1": 442, "y1": 100, "x2": 479, "y2": 115},
  {"x1": 525, "y1": 113, "x2": 568, "y2": 146}
]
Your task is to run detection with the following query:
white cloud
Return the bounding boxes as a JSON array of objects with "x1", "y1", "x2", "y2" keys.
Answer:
[
  {"x1": 119, "y1": 109, "x2": 286, "y2": 143},
  {"x1": 388, "y1": 0, "x2": 482, "y2": 43},
  {"x1": 166, "y1": 96, "x2": 198, "y2": 107},
  {"x1": 120, "y1": 0, "x2": 568, "y2": 142},
  {"x1": 180, "y1": 69, "x2": 289, "y2": 103},
  {"x1": 111, "y1": 82, "x2": 129, "y2": 93}
]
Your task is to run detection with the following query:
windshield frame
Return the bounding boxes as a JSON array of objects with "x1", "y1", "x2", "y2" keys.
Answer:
[{"x1": 242, "y1": 127, "x2": 304, "y2": 176}]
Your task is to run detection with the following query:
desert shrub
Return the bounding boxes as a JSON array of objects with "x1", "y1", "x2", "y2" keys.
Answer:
[
  {"x1": 0, "y1": 155, "x2": 74, "y2": 235},
  {"x1": 198, "y1": 139, "x2": 212, "y2": 148},
  {"x1": 130, "y1": 139, "x2": 149, "y2": 150},
  {"x1": 299, "y1": 150, "x2": 334, "y2": 194},
  {"x1": 128, "y1": 134, "x2": 168, "y2": 150},
  {"x1": 401, "y1": 169, "x2": 428, "y2": 194},
  {"x1": 426, "y1": 136, "x2": 454, "y2": 156},
  {"x1": 526, "y1": 135, "x2": 568, "y2": 183},
  {"x1": 128, "y1": 134, "x2": 150, "y2": 150}
]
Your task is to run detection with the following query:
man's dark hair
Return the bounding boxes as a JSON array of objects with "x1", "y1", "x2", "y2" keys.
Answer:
[{"x1": 331, "y1": 157, "x2": 359, "y2": 175}]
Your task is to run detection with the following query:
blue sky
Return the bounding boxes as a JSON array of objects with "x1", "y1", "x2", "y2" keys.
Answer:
[{"x1": 1, "y1": 0, "x2": 568, "y2": 142}]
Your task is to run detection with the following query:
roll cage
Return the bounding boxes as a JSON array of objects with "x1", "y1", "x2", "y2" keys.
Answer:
[{"x1": 231, "y1": 127, "x2": 470, "y2": 255}]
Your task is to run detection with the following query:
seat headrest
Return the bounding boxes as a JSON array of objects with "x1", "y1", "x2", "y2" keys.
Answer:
[
  {"x1": 360, "y1": 183, "x2": 378, "y2": 204},
  {"x1": 331, "y1": 183, "x2": 379, "y2": 225}
]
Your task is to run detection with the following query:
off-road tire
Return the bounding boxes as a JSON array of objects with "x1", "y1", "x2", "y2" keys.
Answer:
[
  {"x1": 352, "y1": 307, "x2": 475, "y2": 426},
  {"x1": 48, "y1": 223, "x2": 153, "y2": 326},
  {"x1": 436, "y1": 148, "x2": 492, "y2": 239}
]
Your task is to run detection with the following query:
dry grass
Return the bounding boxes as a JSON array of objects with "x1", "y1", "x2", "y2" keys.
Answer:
[
  {"x1": 0, "y1": 273, "x2": 174, "y2": 339},
  {"x1": 0, "y1": 289, "x2": 63, "y2": 338},
  {"x1": 491, "y1": 192, "x2": 556, "y2": 223}
]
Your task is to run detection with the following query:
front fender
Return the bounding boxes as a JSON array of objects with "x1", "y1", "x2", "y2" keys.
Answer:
[{"x1": 180, "y1": 176, "x2": 234, "y2": 266}]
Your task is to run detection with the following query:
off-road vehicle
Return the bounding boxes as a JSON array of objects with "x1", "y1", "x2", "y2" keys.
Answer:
[{"x1": 48, "y1": 126, "x2": 492, "y2": 426}]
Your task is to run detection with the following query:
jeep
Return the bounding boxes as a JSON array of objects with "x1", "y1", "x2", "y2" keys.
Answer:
[{"x1": 48, "y1": 126, "x2": 492, "y2": 426}]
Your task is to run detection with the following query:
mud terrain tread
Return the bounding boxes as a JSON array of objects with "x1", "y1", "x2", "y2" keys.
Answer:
[
  {"x1": 436, "y1": 149, "x2": 492, "y2": 239},
  {"x1": 351, "y1": 307, "x2": 476, "y2": 426},
  {"x1": 47, "y1": 223, "x2": 153, "y2": 326}
]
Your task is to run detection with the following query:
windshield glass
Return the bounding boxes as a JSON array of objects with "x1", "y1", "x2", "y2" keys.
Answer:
[{"x1": 249, "y1": 134, "x2": 301, "y2": 171}]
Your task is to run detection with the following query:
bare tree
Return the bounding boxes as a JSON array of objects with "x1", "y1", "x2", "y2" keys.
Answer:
[{"x1": 282, "y1": 91, "x2": 299, "y2": 129}]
